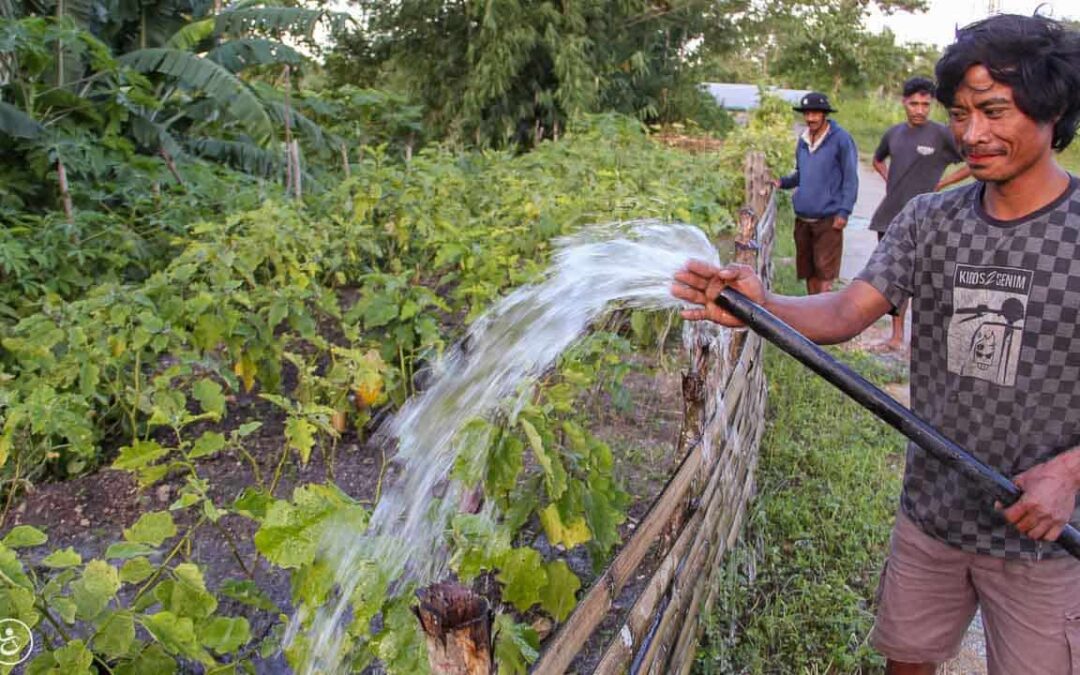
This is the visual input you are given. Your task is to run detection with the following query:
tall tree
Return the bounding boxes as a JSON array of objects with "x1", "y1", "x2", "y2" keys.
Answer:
[
  {"x1": 330, "y1": 0, "x2": 744, "y2": 147},
  {"x1": 698, "y1": 0, "x2": 933, "y2": 93}
]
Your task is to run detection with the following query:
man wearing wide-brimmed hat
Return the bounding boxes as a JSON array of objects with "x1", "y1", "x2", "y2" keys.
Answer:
[{"x1": 773, "y1": 91, "x2": 859, "y2": 295}]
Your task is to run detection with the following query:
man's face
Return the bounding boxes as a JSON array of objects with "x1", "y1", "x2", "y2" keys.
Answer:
[
  {"x1": 902, "y1": 92, "x2": 932, "y2": 126},
  {"x1": 947, "y1": 64, "x2": 1054, "y2": 183},
  {"x1": 803, "y1": 110, "x2": 826, "y2": 134}
]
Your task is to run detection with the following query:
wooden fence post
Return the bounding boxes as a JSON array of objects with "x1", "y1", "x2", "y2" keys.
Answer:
[
  {"x1": 414, "y1": 582, "x2": 493, "y2": 674},
  {"x1": 743, "y1": 150, "x2": 771, "y2": 219}
]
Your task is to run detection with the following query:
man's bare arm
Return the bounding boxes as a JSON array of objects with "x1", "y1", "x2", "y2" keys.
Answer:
[
  {"x1": 762, "y1": 280, "x2": 893, "y2": 344},
  {"x1": 873, "y1": 157, "x2": 889, "y2": 183},
  {"x1": 672, "y1": 261, "x2": 893, "y2": 344}
]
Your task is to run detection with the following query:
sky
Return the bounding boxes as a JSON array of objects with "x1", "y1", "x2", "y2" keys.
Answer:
[{"x1": 867, "y1": 0, "x2": 1080, "y2": 47}]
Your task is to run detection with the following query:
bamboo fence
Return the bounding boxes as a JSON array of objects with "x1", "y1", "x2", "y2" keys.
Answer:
[
  {"x1": 416, "y1": 151, "x2": 777, "y2": 674},
  {"x1": 529, "y1": 151, "x2": 777, "y2": 674}
]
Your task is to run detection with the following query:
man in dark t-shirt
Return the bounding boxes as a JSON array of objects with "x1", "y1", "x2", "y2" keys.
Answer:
[
  {"x1": 674, "y1": 14, "x2": 1080, "y2": 675},
  {"x1": 869, "y1": 77, "x2": 971, "y2": 352}
]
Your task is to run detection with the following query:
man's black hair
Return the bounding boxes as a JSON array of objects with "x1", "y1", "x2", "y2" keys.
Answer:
[
  {"x1": 902, "y1": 77, "x2": 935, "y2": 98},
  {"x1": 935, "y1": 13, "x2": 1080, "y2": 151}
]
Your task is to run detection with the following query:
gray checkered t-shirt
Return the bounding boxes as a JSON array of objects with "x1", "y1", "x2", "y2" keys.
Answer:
[{"x1": 858, "y1": 175, "x2": 1080, "y2": 559}]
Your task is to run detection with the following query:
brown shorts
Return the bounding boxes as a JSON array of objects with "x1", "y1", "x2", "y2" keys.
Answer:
[
  {"x1": 793, "y1": 215, "x2": 843, "y2": 281},
  {"x1": 870, "y1": 511, "x2": 1080, "y2": 672}
]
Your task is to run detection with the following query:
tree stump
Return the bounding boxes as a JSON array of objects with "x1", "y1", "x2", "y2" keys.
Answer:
[{"x1": 415, "y1": 582, "x2": 493, "y2": 674}]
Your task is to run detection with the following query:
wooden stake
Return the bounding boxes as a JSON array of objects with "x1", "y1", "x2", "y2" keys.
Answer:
[
  {"x1": 458, "y1": 484, "x2": 484, "y2": 514},
  {"x1": 290, "y1": 140, "x2": 302, "y2": 199},
  {"x1": 56, "y1": 158, "x2": 73, "y2": 224},
  {"x1": 283, "y1": 65, "x2": 295, "y2": 198},
  {"x1": 415, "y1": 582, "x2": 492, "y2": 675}
]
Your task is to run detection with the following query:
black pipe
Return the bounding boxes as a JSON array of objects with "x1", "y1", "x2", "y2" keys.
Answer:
[{"x1": 715, "y1": 287, "x2": 1080, "y2": 561}]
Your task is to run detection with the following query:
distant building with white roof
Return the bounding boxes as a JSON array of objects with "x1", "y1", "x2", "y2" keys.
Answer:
[{"x1": 701, "y1": 83, "x2": 812, "y2": 111}]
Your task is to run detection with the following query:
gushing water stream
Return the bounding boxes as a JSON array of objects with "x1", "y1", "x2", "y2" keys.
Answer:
[{"x1": 289, "y1": 221, "x2": 725, "y2": 673}]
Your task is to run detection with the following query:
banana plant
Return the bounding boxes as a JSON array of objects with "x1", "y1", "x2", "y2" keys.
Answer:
[
  {"x1": 117, "y1": 3, "x2": 351, "y2": 176},
  {"x1": 0, "y1": 0, "x2": 352, "y2": 214}
]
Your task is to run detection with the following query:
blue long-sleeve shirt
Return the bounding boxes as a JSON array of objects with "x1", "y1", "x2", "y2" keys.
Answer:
[{"x1": 778, "y1": 122, "x2": 859, "y2": 219}]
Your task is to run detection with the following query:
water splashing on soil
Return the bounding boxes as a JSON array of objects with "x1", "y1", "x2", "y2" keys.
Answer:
[{"x1": 290, "y1": 220, "x2": 724, "y2": 673}]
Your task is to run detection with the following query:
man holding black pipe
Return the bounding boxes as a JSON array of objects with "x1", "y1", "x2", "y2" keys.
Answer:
[{"x1": 674, "y1": 14, "x2": 1080, "y2": 675}]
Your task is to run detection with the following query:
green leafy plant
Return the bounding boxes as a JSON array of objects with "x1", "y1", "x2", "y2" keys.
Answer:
[{"x1": 0, "y1": 517, "x2": 270, "y2": 674}]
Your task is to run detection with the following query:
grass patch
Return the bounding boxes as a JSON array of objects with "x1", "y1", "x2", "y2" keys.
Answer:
[
  {"x1": 772, "y1": 199, "x2": 795, "y2": 260},
  {"x1": 695, "y1": 262, "x2": 906, "y2": 674}
]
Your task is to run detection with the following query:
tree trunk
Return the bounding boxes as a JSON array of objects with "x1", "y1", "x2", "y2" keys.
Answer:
[
  {"x1": 340, "y1": 143, "x2": 350, "y2": 178},
  {"x1": 415, "y1": 582, "x2": 492, "y2": 675},
  {"x1": 55, "y1": 0, "x2": 64, "y2": 87}
]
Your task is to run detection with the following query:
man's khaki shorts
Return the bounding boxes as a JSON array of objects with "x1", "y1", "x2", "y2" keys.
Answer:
[
  {"x1": 793, "y1": 215, "x2": 843, "y2": 281},
  {"x1": 871, "y1": 511, "x2": 1080, "y2": 673}
]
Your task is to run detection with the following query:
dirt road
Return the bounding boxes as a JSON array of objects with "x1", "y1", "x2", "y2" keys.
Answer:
[{"x1": 838, "y1": 160, "x2": 886, "y2": 281}]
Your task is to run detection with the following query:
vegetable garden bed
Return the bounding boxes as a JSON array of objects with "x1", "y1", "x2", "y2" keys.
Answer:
[{"x1": 0, "y1": 116, "x2": 790, "y2": 673}]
